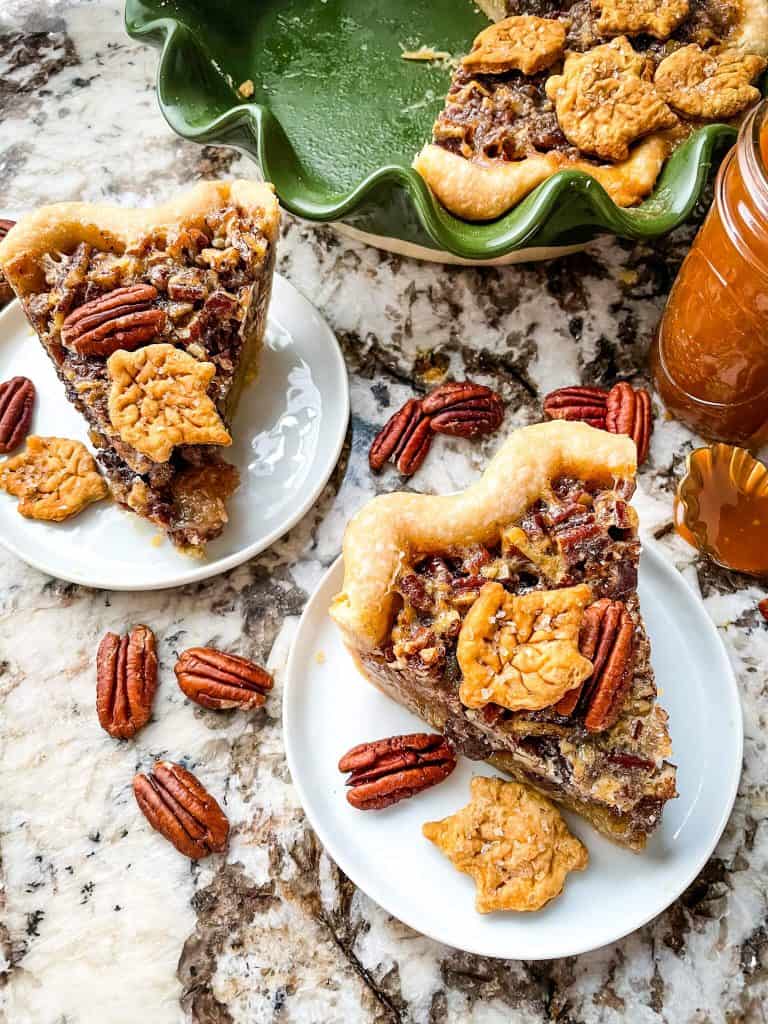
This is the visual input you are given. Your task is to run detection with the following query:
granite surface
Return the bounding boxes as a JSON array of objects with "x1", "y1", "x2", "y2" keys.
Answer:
[{"x1": 1, "y1": 3, "x2": 767, "y2": 1022}]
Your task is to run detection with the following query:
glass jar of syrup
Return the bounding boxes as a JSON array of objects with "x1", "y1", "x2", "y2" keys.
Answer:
[{"x1": 651, "y1": 100, "x2": 768, "y2": 444}]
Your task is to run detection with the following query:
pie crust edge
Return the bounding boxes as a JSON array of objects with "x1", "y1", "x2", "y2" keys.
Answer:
[
  {"x1": 414, "y1": 136, "x2": 672, "y2": 220},
  {"x1": 0, "y1": 179, "x2": 280, "y2": 296},
  {"x1": 330, "y1": 421, "x2": 637, "y2": 652}
]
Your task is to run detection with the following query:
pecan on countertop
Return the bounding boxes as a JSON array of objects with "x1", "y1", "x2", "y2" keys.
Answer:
[
  {"x1": 174, "y1": 646, "x2": 273, "y2": 710},
  {"x1": 133, "y1": 760, "x2": 229, "y2": 859},
  {"x1": 96, "y1": 624, "x2": 158, "y2": 739},
  {"x1": 339, "y1": 732, "x2": 456, "y2": 810}
]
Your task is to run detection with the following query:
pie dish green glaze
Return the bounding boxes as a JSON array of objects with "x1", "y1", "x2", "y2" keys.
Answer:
[{"x1": 125, "y1": 0, "x2": 748, "y2": 261}]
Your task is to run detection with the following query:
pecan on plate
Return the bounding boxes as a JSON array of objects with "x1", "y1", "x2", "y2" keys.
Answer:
[
  {"x1": 369, "y1": 398, "x2": 432, "y2": 476},
  {"x1": 542, "y1": 386, "x2": 608, "y2": 428},
  {"x1": 338, "y1": 732, "x2": 456, "y2": 810},
  {"x1": 554, "y1": 598, "x2": 635, "y2": 730},
  {"x1": 96, "y1": 624, "x2": 158, "y2": 739},
  {"x1": 133, "y1": 761, "x2": 229, "y2": 859},
  {"x1": 61, "y1": 284, "x2": 166, "y2": 357},
  {"x1": 605, "y1": 382, "x2": 652, "y2": 465},
  {"x1": 421, "y1": 381, "x2": 504, "y2": 439},
  {"x1": 175, "y1": 647, "x2": 273, "y2": 710},
  {"x1": 0, "y1": 376, "x2": 35, "y2": 454}
]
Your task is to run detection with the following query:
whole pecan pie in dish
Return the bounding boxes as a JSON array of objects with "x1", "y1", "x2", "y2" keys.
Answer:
[
  {"x1": 0, "y1": 181, "x2": 279, "y2": 552},
  {"x1": 414, "y1": 0, "x2": 768, "y2": 219},
  {"x1": 331, "y1": 421, "x2": 677, "y2": 850}
]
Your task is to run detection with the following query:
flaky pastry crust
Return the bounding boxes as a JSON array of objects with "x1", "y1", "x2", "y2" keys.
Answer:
[
  {"x1": 0, "y1": 180, "x2": 279, "y2": 297},
  {"x1": 0, "y1": 435, "x2": 108, "y2": 521},
  {"x1": 107, "y1": 343, "x2": 231, "y2": 463},
  {"x1": 544, "y1": 38, "x2": 677, "y2": 162},
  {"x1": 330, "y1": 421, "x2": 636, "y2": 652},
  {"x1": 592, "y1": 0, "x2": 690, "y2": 39},
  {"x1": 457, "y1": 582, "x2": 594, "y2": 711},
  {"x1": 423, "y1": 776, "x2": 588, "y2": 913},
  {"x1": 655, "y1": 44, "x2": 767, "y2": 118},
  {"x1": 413, "y1": 135, "x2": 670, "y2": 220},
  {"x1": 728, "y1": 0, "x2": 768, "y2": 55},
  {"x1": 461, "y1": 16, "x2": 566, "y2": 75}
]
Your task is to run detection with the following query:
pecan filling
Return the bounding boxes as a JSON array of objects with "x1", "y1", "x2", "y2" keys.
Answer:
[
  {"x1": 373, "y1": 474, "x2": 675, "y2": 838},
  {"x1": 390, "y1": 476, "x2": 638, "y2": 672},
  {"x1": 435, "y1": 0, "x2": 744, "y2": 169},
  {"x1": 21, "y1": 207, "x2": 274, "y2": 549}
]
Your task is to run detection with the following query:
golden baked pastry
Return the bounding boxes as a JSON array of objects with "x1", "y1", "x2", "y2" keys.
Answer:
[
  {"x1": 423, "y1": 776, "x2": 588, "y2": 912},
  {"x1": 655, "y1": 44, "x2": 767, "y2": 118},
  {"x1": 461, "y1": 16, "x2": 566, "y2": 75},
  {"x1": 416, "y1": 0, "x2": 768, "y2": 220},
  {"x1": 413, "y1": 135, "x2": 671, "y2": 219},
  {"x1": 593, "y1": 0, "x2": 691, "y2": 40},
  {"x1": 330, "y1": 421, "x2": 677, "y2": 850},
  {"x1": 107, "y1": 343, "x2": 231, "y2": 463},
  {"x1": 0, "y1": 181, "x2": 279, "y2": 552},
  {"x1": 0, "y1": 435, "x2": 108, "y2": 521},
  {"x1": 457, "y1": 582, "x2": 594, "y2": 711},
  {"x1": 544, "y1": 38, "x2": 677, "y2": 162}
]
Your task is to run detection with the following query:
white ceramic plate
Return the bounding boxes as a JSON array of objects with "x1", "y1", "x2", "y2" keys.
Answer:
[
  {"x1": 284, "y1": 545, "x2": 742, "y2": 959},
  {"x1": 0, "y1": 276, "x2": 348, "y2": 590}
]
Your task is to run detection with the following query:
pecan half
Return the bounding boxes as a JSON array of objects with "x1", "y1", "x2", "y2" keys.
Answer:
[
  {"x1": 542, "y1": 386, "x2": 608, "y2": 428},
  {"x1": 175, "y1": 646, "x2": 273, "y2": 710},
  {"x1": 96, "y1": 624, "x2": 158, "y2": 739},
  {"x1": 605, "y1": 382, "x2": 652, "y2": 465},
  {"x1": 554, "y1": 598, "x2": 635, "y2": 729},
  {"x1": 604, "y1": 751, "x2": 655, "y2": 771},
  {"x1": 543, "y1": 382, "x2": 652, "y2": 463},
  {"x1": 61, "y1": 284, "x2": 166, "y2": 357},
  {"x1": 421, "y1": 381, "x2": 504, "y2": 438},
  {"x1": 569, "y1": 599, "x2": 635, "y2": 730},
  {"x1": 0, "y1": 376, "x2": 35, "y2": 454},
  {"x1": 133, "y1": 761, "x2": 229, "y2": 859},
  {"x1": 369, "y1": 398, "x2": 426, "y2": 472},
  {"x1": 395, "y1": 415, "x2": 433, "y2": 475},
  {"x1": 338, "y1": 733, "x2": 456, "y2": 810}
]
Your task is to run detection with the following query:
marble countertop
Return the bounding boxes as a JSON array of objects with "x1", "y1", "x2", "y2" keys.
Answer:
[{"x1": 1, "y1": 3, "x2": 767, "y2": 1022}]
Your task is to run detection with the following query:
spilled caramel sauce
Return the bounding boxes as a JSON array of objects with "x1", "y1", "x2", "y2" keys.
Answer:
[{"x1": 674, "y1": 444, "x2": 768, "y2": 576}]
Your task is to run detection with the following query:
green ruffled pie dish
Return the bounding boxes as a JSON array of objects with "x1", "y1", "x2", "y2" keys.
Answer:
[{"x1": 126, "y1": 0, "x2": 742, "y2": 264}]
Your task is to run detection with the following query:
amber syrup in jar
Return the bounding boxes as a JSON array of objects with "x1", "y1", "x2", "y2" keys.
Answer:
[
  {"x1": 651, "y1": 100, "x2": 768, "y2": 446},
  {"x1": 674, "y1": 444, "x2": 768, "y2": 576}
]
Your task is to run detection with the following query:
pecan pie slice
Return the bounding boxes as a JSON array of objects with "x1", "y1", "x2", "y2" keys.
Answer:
[
  {"x1": 331, "y1": 421, "x2": 677, "y2": 851},
  {"x1": 0, "y1": 181, "x2": 279, "y2": 552}
]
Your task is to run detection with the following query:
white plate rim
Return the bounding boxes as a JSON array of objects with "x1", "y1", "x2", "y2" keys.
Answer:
[
  {"x1": 283, "y1": 541, "x2": 742, "y2": 959},
  {"x1": 0, "y1": 280, "x2": 349, "y2": 590}
]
